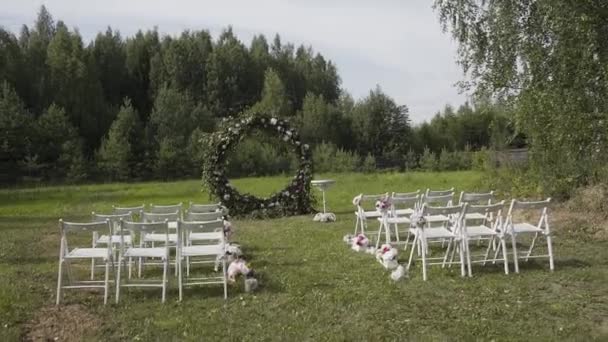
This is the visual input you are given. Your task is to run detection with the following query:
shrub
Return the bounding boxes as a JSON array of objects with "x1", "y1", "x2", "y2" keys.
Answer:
[{"x1": 361, "y1": 153, "x2": 376, "y2": 173}]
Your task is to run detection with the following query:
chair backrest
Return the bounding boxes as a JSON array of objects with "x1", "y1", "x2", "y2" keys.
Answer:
[
  {"x1": 149, "y1": 203, "x2": 183, "y2": 214},
  {"x1": 184, "y1": 210, "x2": 224, "y2": 222},
  {"x1": 426, "y1": 188, "x2": 455, "y2": 197},
  {"x1": 91, "y1": 212, "x2": 133, "y2": 233},
  {"x1": 390, "y1": 194, "x2": 420, "y2": 215},
  {"x1": 392, "y1": 190, "x2": 420, "y2": 198},
  {"x1": 59, "y1": 220, "x2": 112, "y2": 254},
  {"x1": 506, "y1": 198, "x2": 551, "y2": 229},
  {"x1": 421, "y1": 203, "x2": 464, "y2": 217},
  {"x1": 119, "y1": 220, "x2": 170, "y2": 248},
  {"x1": 112, "y1": 204, "x2": 144, "y2": 216},
  {"x1": 465, "y1": 201, "x2": 505, "y2": 216},
  {"x1": 142, "y1": 211, "x2": 180, "y2": 223},
  {"x1": 459, "y1": 191, "x2": 495, "y2": 205},
  {"x1": 188, "y1": 202, "x2": 222, "y2": 213},
  {"x1": 421, "y1": 193, "x2": 454, "y2": 207},
  {"x1": 177, "y1": 220, "x2": 225, "y2": 245}
]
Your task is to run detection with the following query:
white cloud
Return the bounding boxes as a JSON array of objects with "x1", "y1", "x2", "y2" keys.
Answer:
[{"x1": 1, "y1": 0, "x2": 468, "y2": 122}]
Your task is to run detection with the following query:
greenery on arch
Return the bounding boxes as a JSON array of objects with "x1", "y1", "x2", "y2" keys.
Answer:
[{"x1": 202, "y1": 113, "x2": 315, "y2": 217}]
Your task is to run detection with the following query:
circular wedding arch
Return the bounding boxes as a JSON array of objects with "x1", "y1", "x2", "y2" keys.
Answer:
[{"x1": 202, "y1": 113, "x2": 314, "y2": 217}]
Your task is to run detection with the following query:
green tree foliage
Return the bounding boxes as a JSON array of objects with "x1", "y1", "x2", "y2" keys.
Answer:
[
  {"x1": 97, "y1": 99, "x2": 144, "y2": 180},
  {"x1": 349, "y1": 86, "x2": 412, "y2": 159},
  {"x1": 435, "y1": 0, "x2": 608, "y2": 196},
  {"x1": 0, "y1": 82, "x2": 34, "y2": 182},
  {"x1": 35, "y1": 104, "x2": 82, "y2": 179},
  {"x1": 419, "y1": 147, "x2": 438, "y2": 171},
  {"x1": 251, "y1": 68, "x2": 291, "y2": 116}
]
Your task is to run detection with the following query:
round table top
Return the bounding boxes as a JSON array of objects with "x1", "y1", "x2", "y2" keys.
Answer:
[{"x1": 311, "y1": 179, "x2": 335, "y2": 189}]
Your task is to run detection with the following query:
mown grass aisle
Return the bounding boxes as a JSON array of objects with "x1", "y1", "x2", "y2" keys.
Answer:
[{"x1": 1, "y1": 171, "x2": 607, "y2": 340}]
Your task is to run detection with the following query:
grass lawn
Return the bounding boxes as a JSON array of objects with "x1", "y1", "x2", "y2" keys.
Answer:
[{"x1": 1, "y1": 171, "x2": 607, "y2": 340}]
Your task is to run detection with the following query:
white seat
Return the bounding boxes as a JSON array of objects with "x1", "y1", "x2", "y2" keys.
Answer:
[
  {"x1": 376, "y1": 216, "x2": 410, "y2": 224},
  {"x1": 421, "y1": 227, "x2": 454, "y2": 239},
  {"x1": 356, "y1": 210, "x2": 382, "y2": 218},
  {"x1": 464, "y1": 213, "x2": 487, "y2": 220},
  {"x1": 190, "y1": 232, "x2": 223, "y2": 241},
  {"x1": 465, "y1": 225, "x2": 498, "y2": 237},
  {"x1": 97, "y1": 235, "x2": 132, "y2": 245},
  {"x1": 181, "y1": 244, "x2": 224, "y2": 257},
  {"x1": 144, "y1": 233, "x2": 178, "y2": 243},
  {"x1": 511, "y1": 223, "x2": 543, "y2": 234},
  {"x1": 124, "y1": 247, "x2": 167, "y2": 259},
  {"x1": 394, "y1": 208, "x2": 415, "y2": 216},
  {"x1": 426, "y1": 214, "x2": 449, "y2": 222},
  {"x1": 168, "y1": 221, "x2": 178, "y2": 229},
  {"x1": 65, "y1": 247, "x2": 110, "y2": 259}
]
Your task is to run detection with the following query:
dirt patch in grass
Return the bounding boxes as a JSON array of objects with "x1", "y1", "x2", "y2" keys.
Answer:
[{"x1": 23, "y1": 304, "x2": 101, "y2": 342}]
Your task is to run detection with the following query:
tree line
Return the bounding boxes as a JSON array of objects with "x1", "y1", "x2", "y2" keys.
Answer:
[{"x1": 0, "y1": 6, "x2": 513, "y2": 184}]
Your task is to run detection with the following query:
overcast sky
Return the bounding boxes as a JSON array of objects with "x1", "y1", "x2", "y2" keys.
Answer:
[{"x1": 1, "y1": 0, "x2": 468, "y2": 122}]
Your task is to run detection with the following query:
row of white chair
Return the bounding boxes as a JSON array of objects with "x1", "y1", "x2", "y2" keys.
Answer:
[
  {"x1": 57, "y1": 204, "x2": 230, "y2": 305},
  {"x1": 353, "y1": 189, "x2": 555, "y2": 280}
]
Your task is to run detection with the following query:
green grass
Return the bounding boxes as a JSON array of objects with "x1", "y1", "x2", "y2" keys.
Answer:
[{"x1": 1, "y1": 171, "x2": 607, "y2": 340}]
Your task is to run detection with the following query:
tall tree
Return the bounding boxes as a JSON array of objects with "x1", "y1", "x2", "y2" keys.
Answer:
[
  {"x1": 97, "y1": 98, "x2": 144, "y2": 180},
  {"x1": 435, "y1": 0, "x2": 608, "y2": 194},
  {"x1": 251, "y1": 68, "x2": 291, "y2": 116}
]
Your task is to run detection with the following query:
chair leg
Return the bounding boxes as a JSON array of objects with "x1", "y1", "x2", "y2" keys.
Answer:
[
  {"x1": 501, "y1": 238, "x2": 509, "y2": 275},
  {"x1": 421, "y1": 238, "x2": 428, "y2": 281},
  {"x1": 442, "y1": 239, "x2": 452, "y2": 268},
  {"x1": 546, "y1": 234, "x2": 555, "y2": 271},
  {"x1": 104, "y1": 258, "x2": 110, "y2": 305},
  {"x1": 178, "y1": 254, "x2": 183, "y2": 301},
  {"x1": 403, "y1": 231, "x2": 411, "y2": 252},
  {"x1": 525, "y1": 233, "x2": 539, "y2": 262},
  {"x1": 465, "y1": 239, "x2": 472, "y2": 277},
  {"x1": 406, "y1": 234, "x2": 418, "y2": 270},
  {"x1": 510, "y1": 233, "x2": 520, "y2": 273},
  {"x1": 56, "y1": 259, "x2": 63, "y2": 305},
  {"x1": 354, "y1": 216, "x2": 360, "y2": 235},
  {"x1": 128, "y1": 257, "x2": 132, "y2": 279},
  {"x1": 222, "y1": 257, "x2": 228, "y2": 300},
  {"x1": 482, "y1": 237, "x2": 493, "y2": 266},
  {"x1": 162, "y1": 258, "x2": 168, "y2": 303},
  {"x1": 457, "y1": 240, "x2": 465, "y2": 277},
  {"x1": 138, "y1": 257, "x2": 143, "y2": 278},
  {"x1": 90, "y1": 258, "x2": 96, "y2": 280},
  {"x1": 115, "y1": 258, "x2": 121, "y2": 304}
]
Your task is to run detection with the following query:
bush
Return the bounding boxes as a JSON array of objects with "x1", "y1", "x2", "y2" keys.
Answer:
[
  {"x1": 419, "y1": 147, "x2": 437, "y2": 171},
  {"x1": 361, "y1": 153, "x2": 376, "y2": 173}
]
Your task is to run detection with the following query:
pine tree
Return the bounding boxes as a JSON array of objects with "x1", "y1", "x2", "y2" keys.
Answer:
[
  {"x1": 251, "y1": 68, "x2": 291, "y2": 116},
  {"x1": 97, "y1": 99, "x2": 143, "y2": 180},
  {"x1": 0, "y1": 82, "x2": 34, "y2": 183}
]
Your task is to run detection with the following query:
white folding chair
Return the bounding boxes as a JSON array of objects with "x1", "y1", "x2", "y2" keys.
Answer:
[
  {"x1": 504, "y1": 198, "x2": 554, "y2": 273},
  {"x1": 459, "y1": 202, "x2": 509, "y2": 276},
  {"x1": 406, "y1": 203, "x2": 466, "y2": 281},
  {"x1": 188, "y1": 202, "x2": 227, "y2": 214},
  {"x1": 420, "y1": 193, "x2": 454, "y2": 227},
  {"x1": 115, "y1": 220, "x2": 170, "y2": 303},
  {"x1": 113, "y1": 204, "x2": 145, "y2": 218},
  {"x1": 353, "y1": 193, "x2": 387, "y2": 235},
  {"x1": 90, "y1": 212, "x2": 133, "y2": 280},
  {"x1": 375, "y1": 194, "x2": 420, "y2": 248},
  {"x1": 56, "y1": 219, "x2": 113, "y2": 305},
  {"x1": 141, "y1": 211, "x2": 180, "y2": 275},
  {"x1": 177, "y1": 220, "x2": 228, "y2": 301},
  {"x1": 458, "y1": 191, "x2": 495, "y2": 220}
]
